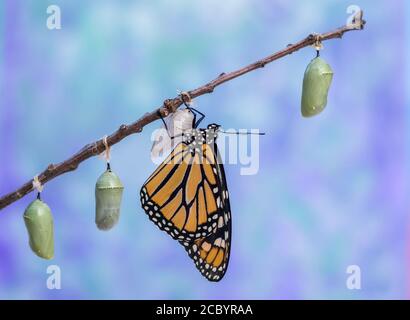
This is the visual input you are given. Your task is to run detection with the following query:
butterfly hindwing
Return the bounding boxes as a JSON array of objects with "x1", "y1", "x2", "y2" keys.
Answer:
[
  {"x1": 180, "y1": 145, "x2": 231, "y2": 281},
  {"x1": 180, "y1": 226, "x2": 230, "y2": 282}
]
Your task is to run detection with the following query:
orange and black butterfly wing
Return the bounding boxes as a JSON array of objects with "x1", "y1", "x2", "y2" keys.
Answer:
[
  {"x1": 180, "y1": 141, "x2": 232, "y2": 281},
  {"x1": 140, "y1": 142, "x2": 224, "y2": 242}
]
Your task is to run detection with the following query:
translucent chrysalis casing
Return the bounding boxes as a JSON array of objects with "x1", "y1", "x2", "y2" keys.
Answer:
[
  {"x1": 301, "y1": 57, "x2": 334, "y2": 117},
  {"x1": 23, "y1": 199, "x2": 54, "y2": 260},
  {"x1": 151, "y1": 108, "x2": 194, "y2": 163},
  {"x1": 95, "y1": 169, "x2": 124, "y2": 230}
]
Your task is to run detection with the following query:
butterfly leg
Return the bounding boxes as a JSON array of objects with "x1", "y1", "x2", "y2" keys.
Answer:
[
  {"x1": 187, "y1": 106, "x2": 205, "y2": 129},
  {"x1": 156, "y1": 110, "x2": 170, "y2": 134}
]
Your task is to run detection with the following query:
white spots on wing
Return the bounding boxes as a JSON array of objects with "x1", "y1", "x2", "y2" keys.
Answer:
[
  {"x1": 221, "y1": 239, "x2": 226, "y2": 248},
  {"x1": 218, "y1": 216, "x2": 224, "y2": 228}
]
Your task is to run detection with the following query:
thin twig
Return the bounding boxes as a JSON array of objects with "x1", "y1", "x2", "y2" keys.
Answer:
[{"x1": 0, "y1": 13, "x2": 365, "y2": 211}]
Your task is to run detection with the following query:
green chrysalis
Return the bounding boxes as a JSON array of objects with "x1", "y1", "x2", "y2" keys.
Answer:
[
  {"x1": 23, "y1": 199, "x2": 54, "y2": 260},
  {"x1": 301, "y1": 56, "x2": 334, "y2": 117},
  {"x1": 95, "y1": 169, "x2": 124, "y2": 230}
]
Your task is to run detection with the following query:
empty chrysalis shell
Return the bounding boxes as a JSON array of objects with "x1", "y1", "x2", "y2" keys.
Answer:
[
  {"x1": 301, "y1": 57, "x2": 334, "y2": 117},
  {"x1": 23, "y1": 199, "x2": 54, "y2": 260},
  {"x1": 151, "y1": 108, "x2": 194, "y2": 162},
  {"x1": 95, "y1": 169, "x2": 124, "y2": 230}
]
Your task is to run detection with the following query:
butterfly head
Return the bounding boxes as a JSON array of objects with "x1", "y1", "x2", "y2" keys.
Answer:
[
  {"x1": 203, "y1": 123, "x2": 221, "y2": 144},
  {"x1": 207, "y1": 123, "x2": 221, "y2": 131},
  {"x1": 181, "y1": 123, "x2": 221, "y2": 148}
]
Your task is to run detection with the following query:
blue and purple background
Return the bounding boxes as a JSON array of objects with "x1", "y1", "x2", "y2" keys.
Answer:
[{"x1": 0, "y1": 0, "x2": 409, "y2": 299}]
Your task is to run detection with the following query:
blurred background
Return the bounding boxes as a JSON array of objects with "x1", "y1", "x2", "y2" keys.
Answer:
[{"x1": 0, "y1": 0, "x2": 409, "y2": 299}]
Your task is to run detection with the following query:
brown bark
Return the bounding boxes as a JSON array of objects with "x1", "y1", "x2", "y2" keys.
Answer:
[{"x1": 0, "y1": 12, "x2": 365, "y2": 211}]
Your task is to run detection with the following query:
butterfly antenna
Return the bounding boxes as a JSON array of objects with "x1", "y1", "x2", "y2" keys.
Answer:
[{"x1": 220, "y1": 130, "x2": 266, "y2": 136}]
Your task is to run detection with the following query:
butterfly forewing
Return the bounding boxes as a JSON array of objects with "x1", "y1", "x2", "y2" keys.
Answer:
[{"x1": 141, "y1": 140, "x2": 225, "y2": 242}]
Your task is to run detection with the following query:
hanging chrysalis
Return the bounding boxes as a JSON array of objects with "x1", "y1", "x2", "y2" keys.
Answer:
[
  {"x1": 301, "y1": 38, "x2": 334, "y2": 117},
  {"x1": 23, "y1": 176, "x2": 54, "y2": 260},
  {"x1": 95, "y1": 136, "x2": 124, "y2": 230},
  {"x1": 151, "y1": 90, "x2": 199, "y2": 164},
  {"x1": 151, "y1": 108, "x2": 195, "y2": 164}
]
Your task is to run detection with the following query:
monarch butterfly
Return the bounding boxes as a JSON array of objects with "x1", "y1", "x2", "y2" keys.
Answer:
[{"x1": 140, "y1": 108, "x2": 231, "y2": 282}]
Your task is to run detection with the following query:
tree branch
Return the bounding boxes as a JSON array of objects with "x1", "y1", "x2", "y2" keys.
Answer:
[{"x1": 0, "y1": 12, "x2": 365, "y2": 211}]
